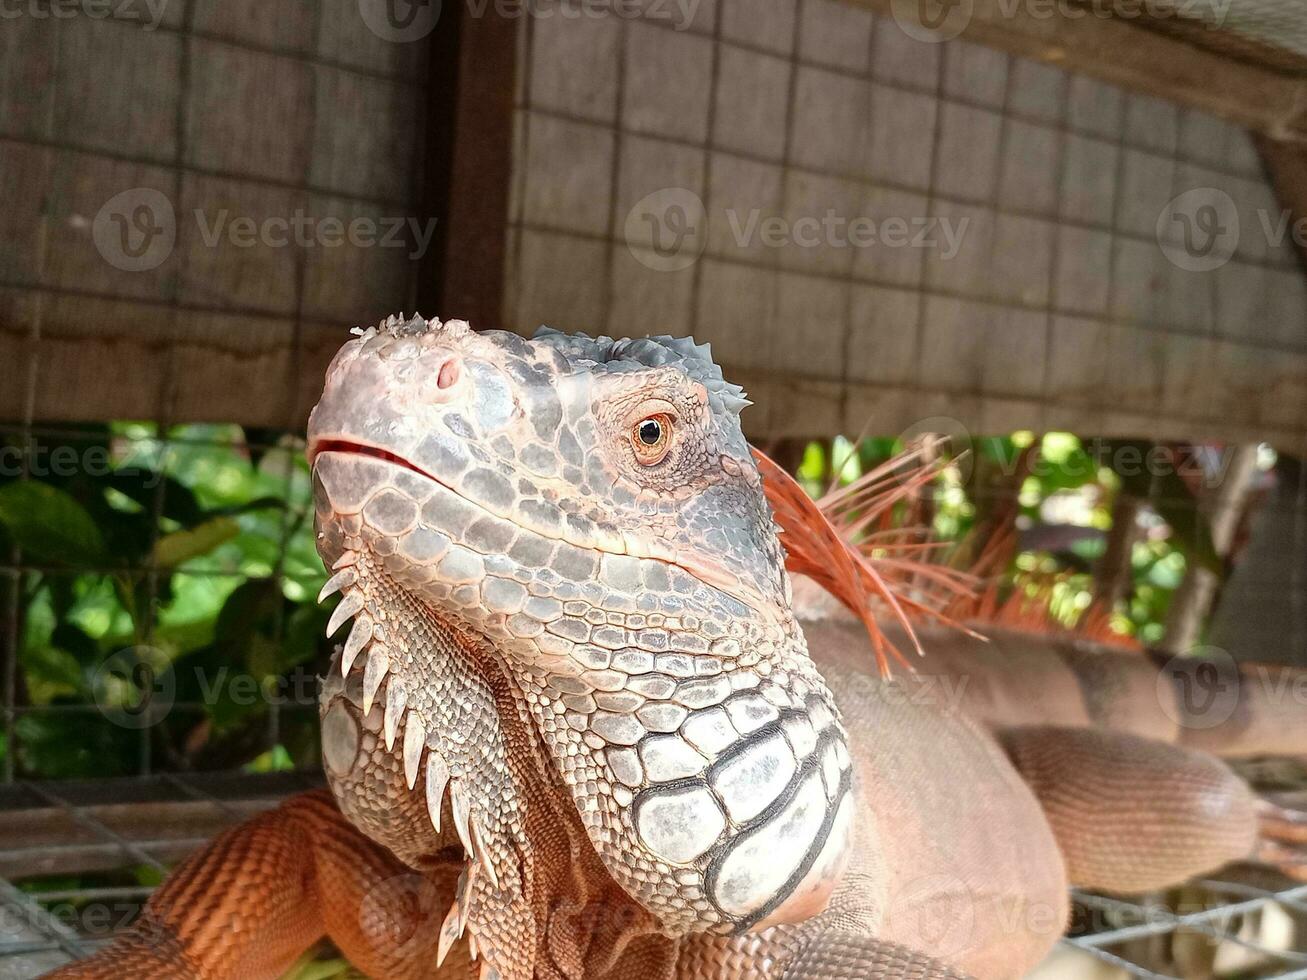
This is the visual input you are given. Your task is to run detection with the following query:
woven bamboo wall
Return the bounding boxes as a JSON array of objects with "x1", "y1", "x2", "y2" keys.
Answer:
[
  {"x1": 506, "y1": 0, "x2": 1307, "y2": 449},
  {"x1": 2, "y1": 0, "x2": 1306, "y2": 452},
  {"x1": 0, "y1": 0, "x2": 428, "y2": 428}
]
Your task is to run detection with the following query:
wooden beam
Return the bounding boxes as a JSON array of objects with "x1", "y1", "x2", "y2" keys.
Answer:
[
  {"x1": 852, "y1": 0, "x2": 1307, "y2": 141},
  {"x1": 418, "y1": 4, "x2": 517, "y2": 330},
  {"x1": 1256, "y1": 134, "x2": 1307, "y2": 273},
  {"x1": 0, "y1": 773, "x2": 319, "y2": 879}
]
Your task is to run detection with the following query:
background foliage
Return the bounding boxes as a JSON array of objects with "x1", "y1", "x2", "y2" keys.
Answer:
[
  {"x1": 0, "y1": 423, "x2": 329, "y2": 780},
  {"x1": 0, "y1": 423, "x2": 1243, "y2": 781}
]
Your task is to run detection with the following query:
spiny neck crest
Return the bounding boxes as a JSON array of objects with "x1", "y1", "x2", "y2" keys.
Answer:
[{"x1": 318, "y1": 548, "x2": 533, "y2": 977}]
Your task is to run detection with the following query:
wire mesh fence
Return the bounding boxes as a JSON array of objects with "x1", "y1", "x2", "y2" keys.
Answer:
[
  {"x1": 1, "y1": 420, "x2": 1306, "y2": 978},
  {"x1": 6, "y1": 423, "x2": 1300, "y2": 786},
  {"x1": 1062, "y1": 878, "x2": 1307, "y2": 979},
  {"x1": 0, "y1": 771, "x2": 324, "y2": 976},
  {"x1": 0, "y1": 421, "x2": 327, "y2": 787},
  {"x1": 3, "y1": 3, "x2": 1307, "y2": 978},
  {"x1": 0, "y1": 776, "x2": 1304, "y2": 977}
]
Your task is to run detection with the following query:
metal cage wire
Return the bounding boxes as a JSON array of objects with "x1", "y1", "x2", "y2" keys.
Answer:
[{"x1": 1, "y1": 4, "x2": 1306, "y2": 974}]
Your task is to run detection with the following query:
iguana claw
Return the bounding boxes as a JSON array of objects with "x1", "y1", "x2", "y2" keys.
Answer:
[
  {"x1": 450, "y1": 778, "x2": 476, "y2": 860},
  {"x1": 326, "y1": 591, "x2": 363, "y2": 637},
  {"x1": 341, "y1": 613, "x2": 373, "y2": 674},
  {"x1": 402, "y1": 713, "x2": 426, "y2": 789},
  {"x1": 425, "y1": 752, "x2": 450, "y2": 831},
  {"x1": 361, "y1": 644, "x2": 389, "y2": 714},
  {"x1": 436, "y1": 864, "x2": 476, "y2": 967},
  {"x1": 318, "y1": 567, "x2": 357, "y2": 603}
]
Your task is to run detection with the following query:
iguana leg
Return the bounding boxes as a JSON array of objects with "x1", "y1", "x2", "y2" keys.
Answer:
[
  {"x1": 1000, "y1": 726, "x2": 1259, "y2": 892},
  {"x1": 42, "y1": 789, "x2": 467, "y2": 980},
  {"x1": 675, "y1": 927, "x2": 972, "y2": 979},
  {"x1": 1255, "y1": 798, "x2": 1307, "y2": 881}
]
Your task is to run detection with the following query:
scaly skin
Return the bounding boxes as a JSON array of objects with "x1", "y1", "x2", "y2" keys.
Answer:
[
  {"x1": 46, "y1": 316, "x2": 1307, "y2": 980},
  {"x1": 304, "y1": 318, "x2": 860, "y2": 973}
]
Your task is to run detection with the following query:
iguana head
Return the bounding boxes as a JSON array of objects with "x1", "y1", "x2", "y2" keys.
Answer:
[{"x1": 308, "y1": 315, "x2": 854, "y2": 944}]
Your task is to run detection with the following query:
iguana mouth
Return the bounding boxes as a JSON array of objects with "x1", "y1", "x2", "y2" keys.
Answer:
[
  {"x1": 310, "y1": 436, "x2": 772, "y2": 618},
  {"x1": 309, "y1": 438, "x2": 436, "y2": 480}
]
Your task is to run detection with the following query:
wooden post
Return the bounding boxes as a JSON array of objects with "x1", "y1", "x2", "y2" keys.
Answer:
[
  {"x1": 1161, "y1": 444, "x2": 1261, "y2": 653},
  {"x1": 1093, "y1": 493, "x2": 1142, "y2": 614},
  {"x1": 417, "y1": 5, "x2": 517, "y2": 329}
]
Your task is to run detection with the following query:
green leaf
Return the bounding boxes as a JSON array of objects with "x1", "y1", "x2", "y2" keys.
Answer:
[
  {"x1": 14, "y1": 713, "x2": 137, "y2": 779},
  {"x1": 152, "y1": 516, "x2": 240, "y2": 568},
  {"x1": 281, "y1": 600, "x2": 331, "y2": 673},
  {"x1": 214, "y1": 579, "x2": 283, "y2": 650},
  {"x1": 0, "y1": 482, "x2": 106, "y2": 565},
  {"x1": 21, "y1": 643, "x2": 84, "y2": 701},
  {"x1": 105, "y1": 472, "x2": 203, "y2": 526},
  {"x1": 243, "y1": 744, "x2": 294, "y2": 773},
  {"x1": 207, "y1": 495, "x2": 287, "y2": 517}
]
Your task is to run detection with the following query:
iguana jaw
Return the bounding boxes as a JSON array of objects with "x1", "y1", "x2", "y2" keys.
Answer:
[
  {"x1": 308, "y1": 437, "x2": 778, "y2": 621},
  {"x1": 308, "y1": 315, "x2": 857, "y2": 943}
]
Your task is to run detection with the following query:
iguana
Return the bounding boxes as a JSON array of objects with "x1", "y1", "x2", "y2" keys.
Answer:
[{"x1": 47, "y1": 316, "x2": 1307, "y2": 980}]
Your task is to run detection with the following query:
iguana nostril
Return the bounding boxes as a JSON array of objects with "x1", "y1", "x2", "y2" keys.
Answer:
[{"x1": 436, "y1": 358, "x2": 460, "y2": 390}]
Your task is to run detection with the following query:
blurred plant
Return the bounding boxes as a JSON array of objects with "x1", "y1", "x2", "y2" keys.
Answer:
[
  {"x1": 0, "y1": 422, "x2": 1245, "y2": 782},
  {"x1": 796, "y1": 431, "x2": 1233, "y2": 648},
  {"x1": 0, "y1": 423, "x2": 330, "y2": 779}
]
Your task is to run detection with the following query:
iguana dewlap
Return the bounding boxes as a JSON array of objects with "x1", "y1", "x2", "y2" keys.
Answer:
[{"x1": 46, "y1": 317, "x2": 1307, "y2": 980}]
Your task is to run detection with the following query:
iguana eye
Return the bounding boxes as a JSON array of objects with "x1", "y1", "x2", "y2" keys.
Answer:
[{"x1": 631, "y1": 413, "x2": 672, "y2": 465}]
